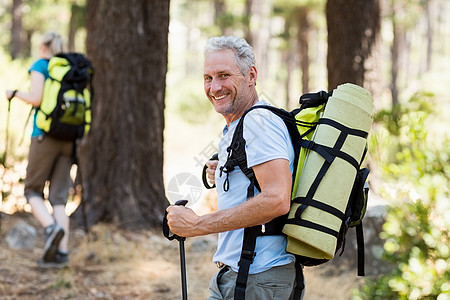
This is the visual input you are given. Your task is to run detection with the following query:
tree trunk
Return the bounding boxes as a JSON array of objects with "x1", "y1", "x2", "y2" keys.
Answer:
[
  {"x1": 250, "y1": 0, "x2": 272, "y2": 84},
  {"x1": 391, "y1": 14, "x2": 401, "y2": 108},
  {"x1": 68, "y1": 3, "x2": 85, "y2": 52},
  {"x1": 214, "y1": 0, "x2": 227, "y2": 35},
  {"x1": 77, "y1": 0, "x2": 170, "y2": 230},
  {"x1": 296, "y1": 6, "x2": 310, "y2": 94},
  {"x1": 326, "y1": 0, "x2": 381, "y2": 91},
  {"x1": 281, "y1": 18, "x2": 292, "y2": 108},
  {"x1": 424, "y1": 0, "x2": 433, "y2": 72},
  {"x1": 10, "y1": 0, "x2": 23, "y2": 59},
  {"x1": 244, "y1": 0, "x2": 253, "y2": 46}
]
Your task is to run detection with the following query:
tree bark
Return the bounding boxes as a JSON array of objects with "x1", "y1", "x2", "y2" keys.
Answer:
[
  {"x1": 281, "y1": 18, "x2": 292, "y2": 108},
  {"x1": 296, "y1": 6, "x2": 310, "y2": 94},
  {"x1": 68, "y1": 4, "x2": 85, "y2": 52},
  {"x1": 77, "y1": 0, "x2": 170, "y2": 230},
  {"x1": 424, "y1": 0, "x2": 433, "y2": 72},
  {"x1": 214, "y1": 0, "x2": 227, "y2": 35},
  {"x1": 391, "y1": 13, "x2": 401, "y2": 108},
  {"x1": 326, "y1": 0, "x2": 381, "y2": 91},
  {"x1": 244, "y1": 0, "x2": 254, "y2": 46},
  {"x1": 10, "y1": 0, "x2": 23, "y2": 59}
]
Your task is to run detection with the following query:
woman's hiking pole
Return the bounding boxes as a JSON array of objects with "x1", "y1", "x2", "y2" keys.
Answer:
[
  {"x1": 2, "y1": 91, "x2": 16, "y2": 166},
  {"x1": 163, "y1": 199, "x2": 189, "y2": 300}
]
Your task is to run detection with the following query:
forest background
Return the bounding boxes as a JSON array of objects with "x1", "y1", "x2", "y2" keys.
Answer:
[{"x1": 0, "y1": 0, "x2": 448, "y2": 299}]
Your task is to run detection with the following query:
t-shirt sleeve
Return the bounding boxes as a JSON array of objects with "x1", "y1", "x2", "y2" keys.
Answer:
[
  {"x1": 28, "y1": 59, "x2": 48, "y2": 77},
  {"x1": 243, "y1": 108, "x2": 292, "y2": 168}
]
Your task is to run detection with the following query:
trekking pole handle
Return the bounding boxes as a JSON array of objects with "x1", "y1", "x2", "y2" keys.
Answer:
[
  {"x1": 162, "y1": 200, "x2": 188, "y2": 241},
  {"x1": 7, "y1": 90, "x2": 18, "y2": 102},
  {"x1": 202, "y1": 153, "x2": 219, "y2": 189}
]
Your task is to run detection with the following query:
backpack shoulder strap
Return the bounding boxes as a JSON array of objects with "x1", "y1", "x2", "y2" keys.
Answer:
[
  {"x1": 219, "y1": 106, "x2": 259, "y2": 196},
  {"x1": 221, "y1": 105, "x2": 294, "y2": 300},
  {"x1": 234, "y1": 95, "x2": 331, "y2": 299}
]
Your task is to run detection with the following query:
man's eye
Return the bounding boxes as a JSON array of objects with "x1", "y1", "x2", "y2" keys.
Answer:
[
  {"x1": 219, "y1": 74, "x2": 230, "y2": 79},
  {"x1": 204, "y1": 76, "x2": 212, "y2": 82}
]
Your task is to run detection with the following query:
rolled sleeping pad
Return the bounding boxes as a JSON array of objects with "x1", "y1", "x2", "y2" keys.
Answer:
[{"x1": 282, "y1": 83, "x2": 374, "y2": 259}]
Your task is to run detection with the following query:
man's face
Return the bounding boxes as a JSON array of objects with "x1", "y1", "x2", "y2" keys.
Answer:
[{"x1": 203, "y1": 49, "x2": 254, "y2": 122}]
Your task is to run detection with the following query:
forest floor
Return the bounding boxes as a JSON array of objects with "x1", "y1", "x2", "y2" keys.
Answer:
[{"x1": 0, "y1": 212, "x2": 365, "y2": 300}]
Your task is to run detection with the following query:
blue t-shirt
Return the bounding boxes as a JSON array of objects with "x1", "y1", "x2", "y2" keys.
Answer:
[
  {"x1": 213, "y1": 101, "x2": 295, "y2": 274},
  {"x1": 28, "y1": 58, "x2": 49, "y2": 137}
]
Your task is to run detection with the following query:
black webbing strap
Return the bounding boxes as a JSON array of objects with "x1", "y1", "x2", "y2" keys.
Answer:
[
  {"x1": 299, "y1": 90, "x2": 330, "y2": 108},
  {"x1": 356, "y1": 222, "x2": 365, "y2": 276},
  {"x1": 286, "y1": 218, "x2": 340, "y2": 238},
  {"x1": 293, "y1": 258, "x2": 305, "y2": 299},
  {"x1": 217, "y1": 109, "x2": 256, "y2": 300},
  {"x1": 229, "y1": 105, "x2": 292, "y2": 300},
  {"x1": 235, "y1": 225, "x2": 307, "y2": 300},
  {"x1": 220, "y1": 110, "x2": 255, "y2": 194},
  {"x1": 300, "y1": 137, "x2": 361, "y2": 170},
  {"x1": 292, "y1": 151, "x2": 335, "y2": 224},
  {"x1": 228, "y1": 105, "x2": 346, "y2": 300},
  {"x1": 288, "y1": 118, "x2": 362, "y2": 239},
  {"x1": 293, "y1": 197, "x2": 345, "y2": 220},
  {"x1": 300, "y1": 140, "x2": 335, "y2": 163},
  {"x1": 234, "y1": 226, "x2": 258, "y2": 300},
  {"x1": 318, "y1": 118, "x2": 369, "y2": 139}
]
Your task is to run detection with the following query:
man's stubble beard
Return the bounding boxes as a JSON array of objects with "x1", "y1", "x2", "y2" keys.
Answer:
[{"x1": 220, "y1": 88, "x2": 249, "y2": 116}]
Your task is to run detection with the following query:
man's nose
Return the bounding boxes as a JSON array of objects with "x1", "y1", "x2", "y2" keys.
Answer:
[{"x1": 210, "y1": 77, "x2": 222, "y2": 93}]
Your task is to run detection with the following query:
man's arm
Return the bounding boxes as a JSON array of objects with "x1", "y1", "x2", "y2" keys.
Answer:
[{"x1": 166, "y1": 158, "x2": 291, "y2": 237}]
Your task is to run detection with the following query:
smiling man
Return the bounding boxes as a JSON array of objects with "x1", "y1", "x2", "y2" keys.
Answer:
[
  {"x1": 166, "y1": 36, "x2": 303, "y2": 300},
  {"x1": 203, "y1": 46, "x2": 255, "y2": 122}
]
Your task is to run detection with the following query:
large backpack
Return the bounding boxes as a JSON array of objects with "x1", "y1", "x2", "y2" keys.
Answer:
[
  {"x1": 36, "y1": 53, "x2": 94, "y2": 141},
  {"x1": 204, "y1": 83, "x2": 373, "y2": 300}
]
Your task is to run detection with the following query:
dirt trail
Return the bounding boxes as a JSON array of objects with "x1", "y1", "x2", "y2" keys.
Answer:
[{"x1": 0, "y1": 213, "x2": 361, "y2": 300}]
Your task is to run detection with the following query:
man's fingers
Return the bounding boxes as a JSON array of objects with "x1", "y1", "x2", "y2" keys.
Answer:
[
  {"x1": 206, "y1": 160, "x2": 219, "y2": 169},
  {"x1": 205, "y1": 160, "x2": 218, "y2": 185}
]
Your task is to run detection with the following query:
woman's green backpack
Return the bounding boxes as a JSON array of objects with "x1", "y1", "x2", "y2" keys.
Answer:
[{"x1": 36, "y1": 53, "x2": 94, "y2": 141}]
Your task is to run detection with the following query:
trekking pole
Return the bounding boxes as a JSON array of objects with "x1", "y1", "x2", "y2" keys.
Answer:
[
  {"x1": 18, "y1": 106, "x2": 33, "y2": 147},
  {"x1": 75, "y1": 162, "x2": 90, "y2": 235},
  {"x1": 162, "y1": 199, "x2": 189, "y2": 300},
  {"x1": 1, "y1": 91, "x2": 16, "y2": 236},
  {"x1": 179, "y1": 228, "x2": 188, "y2": 300},
  {"x1": 2, "y1": 91, "x2": 16, "y2": 167}
]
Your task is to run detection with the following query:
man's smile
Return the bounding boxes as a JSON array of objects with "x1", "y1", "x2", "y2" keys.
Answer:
[{"x1": 212, "y1": 94, "x2": 229, "y2": 101}]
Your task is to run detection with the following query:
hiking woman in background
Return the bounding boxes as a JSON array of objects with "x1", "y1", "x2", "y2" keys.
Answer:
[{"x1": 5, "y1": 31, "x2": 71, "y2": 269}]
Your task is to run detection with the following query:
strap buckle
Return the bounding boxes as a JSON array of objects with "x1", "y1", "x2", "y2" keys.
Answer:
[{"x1": 239, "y1": 250, "x2": 256, "y2": 265}]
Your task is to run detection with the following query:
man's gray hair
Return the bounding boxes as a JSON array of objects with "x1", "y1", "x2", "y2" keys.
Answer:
[{"x1": 204, "y1": 36, "x2": 255, "y2": 75}]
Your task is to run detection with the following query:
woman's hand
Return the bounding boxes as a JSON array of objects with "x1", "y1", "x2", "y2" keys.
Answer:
[{"x1": 5, "y1": 90, "x2": 17, "y2": 101}]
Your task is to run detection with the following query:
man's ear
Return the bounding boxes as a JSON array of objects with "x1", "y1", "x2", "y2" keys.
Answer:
[{"x1": 248, "y1": 66, "x2": 257, "y2": 86}]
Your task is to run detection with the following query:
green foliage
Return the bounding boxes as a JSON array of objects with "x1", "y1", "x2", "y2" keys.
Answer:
[
  {"x1": 356, "y1": 195, "x2": 449, "y2": 299},
  {"x1": 52, "y1": 277, "x2": 72, "y2": 290},
  {"x1": 165, "y1": 76, "x2": 215, "y2": 125},
  {"x1": 1, "y1": 0, "x2": 85, "y2": 58},
  {"x1": 174, "y1": 89, "x2": 215, "y2": 124},
  {"x1": 373, "y1": 91, "x2": 434, "y2": 136},
  {"x1": 357, "y1": 92, "x2": 450, "y2": 299}
]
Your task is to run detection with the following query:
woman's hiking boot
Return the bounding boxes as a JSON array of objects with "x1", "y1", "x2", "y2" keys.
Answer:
[
  {"x1": 38, "y1": 251, "x2": 69, "y2": 269},
  {"x1": 42, "y1": 223, "x2": 64, "y2": 262}
]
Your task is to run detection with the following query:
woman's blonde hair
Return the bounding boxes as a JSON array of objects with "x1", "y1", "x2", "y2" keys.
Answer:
[{"x1": 41, "y1": 31, "x2": 66, "y2": 56}]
